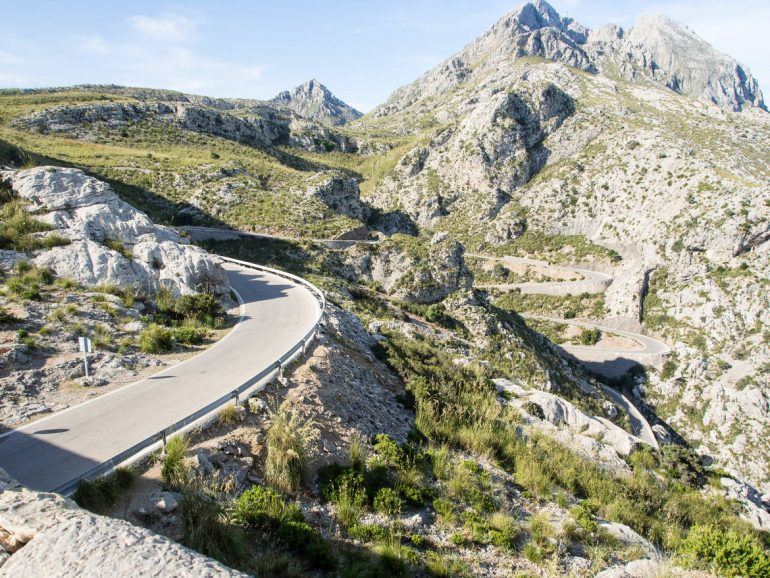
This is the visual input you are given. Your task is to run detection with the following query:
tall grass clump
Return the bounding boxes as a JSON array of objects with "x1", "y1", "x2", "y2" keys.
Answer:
[
  {"x1": 265, "y1": 407, "x2": 316, "y2": 494},
  {"x1": 180, "y1": 487, "x2": 248, "y2": 570},
  {"x1": 161, "y1": 435, "x2": 189, "y2": 489},
  {"x1": 72, "y1": 467, "x2": 136, "y2": 513}
]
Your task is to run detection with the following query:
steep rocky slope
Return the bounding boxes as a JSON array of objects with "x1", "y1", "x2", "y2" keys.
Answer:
[{"x1": 347, "y1": 1, "x2": 770, "y2": 493}]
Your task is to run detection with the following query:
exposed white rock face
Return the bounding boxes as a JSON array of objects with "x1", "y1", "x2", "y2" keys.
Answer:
[
  {"x1": 8, "y1": 167, "x2": 229, "y2": 296},
  {"x1": 271, "y1": 79, "x2": 362, "y2": 126},
  {"x1": 721, "y1": 476, "x2": 770, "y2": 532},
  {"x1": 16, "y1": 102, "x2": 287, "y2": 148},
  {"x1": 494, "y1": 378, "x2": 644, "y2": 472},
  {"x1": 0, "y1": 470, "x2": 245, "y2": 577},
  {"x1": 345, "y1": 238, "x2": 472, "y2": 303},
  {"x1": 621, "y1": 15, "x2": 765, "y2": 111},
  {"x1": 301, "y1": 174, "x2": 368, "y2": 221}
]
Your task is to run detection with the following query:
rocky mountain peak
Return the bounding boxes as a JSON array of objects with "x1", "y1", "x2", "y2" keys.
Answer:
[
  {"x1": 499, "y1": 0, "x2": 589, "y2": 43},
  {"x1": 271, "y1": 79, "x2": 362, "y2": 126},
  {"x1": 375, "y1": 1, "x2": 764, "y2": 115},
  {"x1": 619, "y1": 14, "x2": 766, "y2": 111}
]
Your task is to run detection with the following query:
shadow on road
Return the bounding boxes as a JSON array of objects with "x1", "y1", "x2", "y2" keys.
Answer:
[
  {"x1": 227, "y1": 269, "x2": 295, "y2": 304},
  {"x1": 0, "y1": 430, "x2": 100, "y2": 492}
]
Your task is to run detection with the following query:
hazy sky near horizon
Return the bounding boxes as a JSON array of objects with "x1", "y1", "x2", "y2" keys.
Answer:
[{"x1": 1, "y1": 0, "x2": 767, "y2": 111}]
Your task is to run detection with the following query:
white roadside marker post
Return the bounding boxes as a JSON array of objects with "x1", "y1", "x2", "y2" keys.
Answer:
[{"x1": 78, "y1": 336, "x2": 93, "y2": 378}]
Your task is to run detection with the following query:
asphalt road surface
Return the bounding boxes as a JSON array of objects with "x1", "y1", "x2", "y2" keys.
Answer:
[{"x1": 0, "y1": 262, "x2": 320, "y2": 492}]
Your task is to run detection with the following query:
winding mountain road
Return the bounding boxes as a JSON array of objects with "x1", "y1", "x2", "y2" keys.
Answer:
[
  {"x1": 468, "y1": 253, "x2": 613, "y2": 295},
  {"x1": 524, "y1": 314, "x2": 671, "y2": 359},
  {"x1": 0, "y1": 262, "x2": 321, "y2": 492}
]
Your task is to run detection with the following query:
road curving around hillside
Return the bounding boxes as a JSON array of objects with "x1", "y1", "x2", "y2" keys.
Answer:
[
  {"x1": 468, "y1": 253, "x2": 613, "y2": 296},
  {"x1": 0, "y1": 261, "x2": 322, "y2": 493}
]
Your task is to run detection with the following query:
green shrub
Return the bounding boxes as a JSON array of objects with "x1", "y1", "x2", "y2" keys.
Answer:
[
  {"x1": 277, "y1": 520, "x2": 336, "y2": 571},
  {"x1": 161, "y1": 435, "x2": 189, "y2": 489},
  {"x1": 373, "y1": 487, "x2": 402, "y2": 518},
  {"x1": 171, "y1": 324, "x2": 208, "y2": 345},
  {"x1": 432, "y1": 498, "x2": 456, "y2": 524},
  {"x1": 139, "y1": 323, "x2": 172, "y2": 353},
  {"x1": 233, "y1": 485, "x2": 336, "y2": 571},
  {"x1": 578, "y1": 328, "x2": 601, "y2": 345},
  {"x1": 678, "y1": 524, "x2": 770, "y2": 577},
  {"x1": 174, "y1": 293, "x2": 224, "y2": 327},
  {"x1": 661, "y1": 444, "x2": 705, "y2": 488},
  {"x1": 233, "y1": 485, "x2": 302, "y2": 528},
  {"x1": 348, "y1": 523, "x2": 390, "y2": 543}
]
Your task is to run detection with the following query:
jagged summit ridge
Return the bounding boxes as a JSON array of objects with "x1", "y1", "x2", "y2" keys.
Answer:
[
  {"x1": 375, "y1": 0, "x2": 765, "y2": 115},
  {"x1": 271, "y1": 79, "x2": 362, "y2": 126}
]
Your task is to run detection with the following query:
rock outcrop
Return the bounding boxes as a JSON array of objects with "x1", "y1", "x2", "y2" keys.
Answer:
[
  {"x1": 344, "y1": 235, "x2": 472, "y2": 303},
  {"x1": 15, "y1": 102, "x2": 288, "y2": 148},
  {"x1": 0, "y1": 470, "x2": 244, "y2": 577},
  {"x1": 7, "y1": 166, "x2": 229, "y2": 296}
]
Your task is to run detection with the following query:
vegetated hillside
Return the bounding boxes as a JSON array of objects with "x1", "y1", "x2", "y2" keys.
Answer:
[
  {"x1": 0, "y1": 0, "x2": 768, "y2": 575},
  {"x1": 45, "y1": 232, "x2": 764, "y2": 577}
]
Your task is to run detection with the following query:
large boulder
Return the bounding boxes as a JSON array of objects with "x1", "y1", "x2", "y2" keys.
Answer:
[
  {"x1": 0, "y1": 470, "x2": 245, "y2": 577},
  {"x1": 7, "y1": 166, "x2": 229, "y2": 296}
]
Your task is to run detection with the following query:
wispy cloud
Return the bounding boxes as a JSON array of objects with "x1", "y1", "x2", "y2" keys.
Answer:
[
  {"x1": 67, "y1": 12, "x2": 264, "y2": 96},
  {"x1": 0, "y1": 51, "x2": 25, "y2": 64},
  {"x1": 127, "y1": 13, "x2": 198, "y2": 43}
]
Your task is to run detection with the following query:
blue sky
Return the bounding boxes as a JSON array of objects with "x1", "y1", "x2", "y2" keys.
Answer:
[{"x1": 1, "y1": 0, "x2": 768, "y2": 111}]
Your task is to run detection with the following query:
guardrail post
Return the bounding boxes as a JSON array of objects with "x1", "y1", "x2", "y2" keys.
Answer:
[
  {"x1": 162, "y1": 428, "x2": 167, "y2": 449},
  {"x1": 233, "y1": 390, "x2": 239, "y2": 405},
  {"x1": 300, "y1": 338, "x2": 306, "y2": 356}
]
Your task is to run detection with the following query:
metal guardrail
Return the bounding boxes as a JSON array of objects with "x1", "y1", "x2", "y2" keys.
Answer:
[{"x1": 53, "y1": 257, "x2": 326, "y2": 495}]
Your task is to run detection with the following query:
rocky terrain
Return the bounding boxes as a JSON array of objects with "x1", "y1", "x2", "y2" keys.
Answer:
[{"x1": 0, "y1": 0, "x2": 768, "y2": 575}]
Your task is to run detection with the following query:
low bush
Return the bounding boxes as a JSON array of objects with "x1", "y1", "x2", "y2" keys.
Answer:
[
  {"x1": 373, "y1": 487, "x2": 402, "y2": 518},
  {"x1": 578, "y1": 328, "x2": 601, "y2": 345},
  {"x1": 677, "y1": 524, "x2": 770, "y2": 577},
  {"x1": 171, "y1": 324, "x2": 208, "y2": 346},
  {"x1": 173, "y1": 293, "x2": 225, "y2": 327},
  {"x1": 233, "y1": 485, "x2": 303, "y2": 528},
  {"x1": 139, "y1": 323, "x2": 172, "y2": 353},
  {"x1": 233, "y1": 485, "x2": 336, "y2": 571}
]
